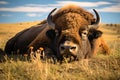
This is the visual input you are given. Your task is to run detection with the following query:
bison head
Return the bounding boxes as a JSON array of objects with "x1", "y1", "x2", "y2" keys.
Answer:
[{"x1": 46, "y1": 5, "x2": 100, "y2": 61}]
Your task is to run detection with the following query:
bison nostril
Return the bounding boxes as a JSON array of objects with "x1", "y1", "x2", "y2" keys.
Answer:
[
  {"x1": 61, "y1": 46, "x2": 65, "y2": 50},
  {"x1": 70, "y1": 46, "x2": 76, "y2": 50}
]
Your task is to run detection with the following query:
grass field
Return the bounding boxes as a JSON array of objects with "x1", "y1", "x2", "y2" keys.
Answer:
[{"x1": 0, "y1": 22, "x2": 120, "y2": 80}]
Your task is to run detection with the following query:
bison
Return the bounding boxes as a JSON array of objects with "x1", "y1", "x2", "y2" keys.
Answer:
[
  {"x1": 4, "y1": 5, "x2": 109, "y2": 62},
  {"x1": 5, "y1": 21, "x2": 47, "y2": 55}
]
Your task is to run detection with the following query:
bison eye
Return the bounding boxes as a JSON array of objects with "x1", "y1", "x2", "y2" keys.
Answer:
[
  {"x1": 83, "y1": 32, "x2": 87, "y2": 35},
  {"x1": 81, "y1": 30, "x2": 88, "y2": 40},
  {"x1": 70, "y1": 46, "x2": 76, "y2": 50},
  {"x1": 82, "y1": 30, "x2": 88, "y2": 35}
]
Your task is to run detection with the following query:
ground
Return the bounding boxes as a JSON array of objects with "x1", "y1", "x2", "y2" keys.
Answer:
[{"x1": 0, "y1": 22, "x2": 120, "y2": 80}]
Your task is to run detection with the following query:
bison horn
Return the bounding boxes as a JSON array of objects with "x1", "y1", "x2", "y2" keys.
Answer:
[
  {"x1": 88, "y1": 9, "x2": 100, "y2": 29},
  {"x1": 47, "y1": 8, "x2": 57, "y2": 29}
]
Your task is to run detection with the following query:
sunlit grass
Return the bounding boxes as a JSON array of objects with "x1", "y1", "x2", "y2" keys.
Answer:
[
  {"x1": 0, "y1": 48, "x2": 119, "y2": 80},
  {"x1": 0, "y1": 22, "x2": 120, "y2": 80}
]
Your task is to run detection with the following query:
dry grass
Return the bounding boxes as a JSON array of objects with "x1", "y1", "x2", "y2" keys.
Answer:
[
  {"x1": 0, "y1": 22, "x2": 120, "y2": 80},
  {"x1": 0, "y1": 50, "x2": 120, "y2": 80},
  {"x1": 99, "y1": 24, "x2": 120, "y2": 42}
]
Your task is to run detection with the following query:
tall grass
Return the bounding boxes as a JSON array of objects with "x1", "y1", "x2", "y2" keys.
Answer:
[
  {"x1": 0, "y1": 40, "x2": 120, "y2": 80},
  {"x1": 0, "y1": 23, "x2": 120, "y2": 80}
]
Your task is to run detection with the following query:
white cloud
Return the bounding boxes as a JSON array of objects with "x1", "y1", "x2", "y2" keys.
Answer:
[
  {"x1": 0, "y1": 1, "x2": 111, "y2": 13},
  {"x1": 0, "y1": 6, "x2": 53, "y2": 12},
  {"x1": 26, "y1": 13, "x2": 37, "y2": 17},
  {"x1": 26, "y1": 13, "x2": 42, "y2": 17},
  {"x1": 98, "y1": 4, "x2": 120, "y2": 12},
  {"x1": 0, "y1": 1, "x2": 8, "y2": 4},
  {"x1": 0, "y1": 1, "x2": 119, "y2": 13},
  {"x1": 55, "y1": 1, "x2": 111, "y2": 7}
]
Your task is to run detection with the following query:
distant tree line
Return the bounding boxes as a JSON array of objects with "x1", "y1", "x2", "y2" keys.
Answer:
[
  {"x1": 106, "y1": 23, "x2": 120, "y2": 34},
  {"x1": 106, "y1": 23, "x2": 118, "y2": 27}
]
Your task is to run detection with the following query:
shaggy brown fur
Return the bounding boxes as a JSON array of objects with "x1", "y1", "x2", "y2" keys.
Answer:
[
  {"x1": 53, "y1": 5, "x2": 96, "y2": 30},
  {"x1": 59, "y1": 28, "x2": 83, "y2": 45}
]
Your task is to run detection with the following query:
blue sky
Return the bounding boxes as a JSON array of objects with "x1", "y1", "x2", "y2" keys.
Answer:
[{"x1": 0, "y1": 0, "x2": 120, "y2": 23}]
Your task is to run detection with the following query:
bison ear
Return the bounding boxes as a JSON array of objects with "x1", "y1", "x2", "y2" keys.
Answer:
[
  {"x1": 88, "y1": 29, "x2": 103, "y2": 41},
  {"x1": 46, "y1": 29, "x2": 56, "y2": 40},
  {"x1": 94, "y1": 30, "x2": 103, "y2": 39}
]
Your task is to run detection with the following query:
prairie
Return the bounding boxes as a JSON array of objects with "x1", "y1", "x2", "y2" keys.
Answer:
[{"x1": 0, "y1": 22, "x2": 120, "y2": 80}]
